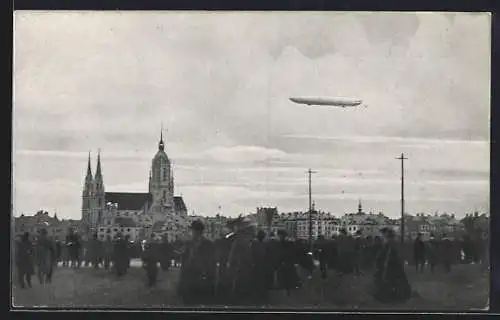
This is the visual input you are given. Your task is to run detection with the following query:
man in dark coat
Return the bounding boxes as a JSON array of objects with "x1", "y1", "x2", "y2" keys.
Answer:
[
  {"x1": 178, "y1": 220, "x2": 217, "y2": 305},
  {"x1": 66, "y1": 228, "x2": 80, "y2": 268},
  {"x1": 159, "y1": 238, "x2": 174, "y2": 272},
  {"x1": 89, "y1": 233, "x2": 102, "y2": 269},
  {"x1": 142, "y1": 236, "x2": 159, "y2": 287},
  {"x1": 353, "y1": 231, "x2": 365, "y2": 276},
  {"x1": 114, "y1": 233, "x2": 129, "y2": 277},
  {"x1": 249, "y1": 229, "x2": 270, "y2": 305},
  {"x1": 427, "y1": 237, "x2": 439, "y2": 273},
  {"x1": 315, "y1": 235, "x2": 328, "y2": 279},
  {"x1": 276, "y1": 230, "x2": 300, "y2": 296},
  {"x1": 413, "y1": 233, "x2": 426, "y2": 273},
  {"x1": 35, "y1": 228, "x2": 56, "y2": 284},
  {"x1": 225, "y1": 216, "x2": 258, "y2": 305},
  {"x1": 338, "y1": 228, "x2": 355, "y2": 274},
  {"x1": 441, "y1": 235, "x2": 453, "y2": 273},
  {"x1": 15, "y1": 232, "x2": 34, "y2": 289},
  {"x1": 102, "y1": 235, "x2": 114, "y2": 271},
  {"x1": 372, "y1": 228, "x2": 412, "y2": 304}
]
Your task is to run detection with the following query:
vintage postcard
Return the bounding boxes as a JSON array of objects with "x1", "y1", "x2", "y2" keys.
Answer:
[{"x1": 11, "y1": 11, "x2": 490, "y2": 310}]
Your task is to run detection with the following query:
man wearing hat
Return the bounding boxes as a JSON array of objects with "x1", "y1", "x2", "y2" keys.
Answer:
[
  {"x1": 15, "y1": 232, "x2": 34, "y2": 289},
  {"x1": 113, "y1": 232, "x2": 129, "y2": 277},
  {"x1": 35, "y1": 228, "x2": 56, "y2": 284},
  {"x1": 372, "y1": 227, "x2": 411, "y2": 304},
  {"x1": 225, "y1": 216, "x2": 259, "y2": 304},
  {"x1": 178, "y1": 219, "x2": 217, "y2": 305},
  {"x1": 413, "y1": 233, "x2": 426, "y2": 273}
]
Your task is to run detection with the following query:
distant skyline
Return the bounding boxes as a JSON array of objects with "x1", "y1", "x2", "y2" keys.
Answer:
[{"x1": 13, "y1": 12, "x2": 490, "y2": 219}]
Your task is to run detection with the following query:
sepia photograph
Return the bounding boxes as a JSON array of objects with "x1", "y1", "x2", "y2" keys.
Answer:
[{"x1": 11, "y1": 11, "x2": 491, "y2": 310}]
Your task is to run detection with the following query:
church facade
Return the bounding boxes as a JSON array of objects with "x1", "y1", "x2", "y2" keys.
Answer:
[{"x1": 81, "y1": 132, "x2": 187, "y2": 237}]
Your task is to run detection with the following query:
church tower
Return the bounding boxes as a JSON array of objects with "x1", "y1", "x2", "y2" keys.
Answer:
[
  {"x1": 149, "y1": 128, "x2": 174, "y2": 221},
  {"x1": 81, "y1": 152, "x2": 93, "y2": 226},
  {"x1": 92, "y1": 149, "x2": 106, "y2": 232}
]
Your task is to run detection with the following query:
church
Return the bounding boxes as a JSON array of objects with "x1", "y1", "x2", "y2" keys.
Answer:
[{"x1": 81, "y1": 131, "x2": 188, "y2": 236}]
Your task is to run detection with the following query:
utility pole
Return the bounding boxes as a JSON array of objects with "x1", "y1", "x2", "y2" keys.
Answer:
[
  {"x1": 396, "y1": 153, "x2": 408, "y2": 244},
  {"x1": 307, "y1": 168, "x2": 317, "y2": 252}
]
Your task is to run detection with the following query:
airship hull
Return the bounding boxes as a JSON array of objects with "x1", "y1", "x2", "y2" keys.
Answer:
[{"x1": 289, "y1": 96, "x2": 362, "y2": 107}]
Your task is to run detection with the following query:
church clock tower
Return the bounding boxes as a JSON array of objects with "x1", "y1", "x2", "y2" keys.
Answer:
[{"x1": 149, "y1": 129, "x2": 174, "y2": 221}]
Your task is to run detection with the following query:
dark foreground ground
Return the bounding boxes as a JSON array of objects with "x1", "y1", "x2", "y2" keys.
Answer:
[{"x1": 11, "y1": 260, "x2": 489, "y2": 311}]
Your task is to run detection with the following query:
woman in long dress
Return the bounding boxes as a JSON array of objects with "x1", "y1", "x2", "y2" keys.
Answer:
[{"x1": 372, "y1": 228, "x2": 412, "y2": 304}]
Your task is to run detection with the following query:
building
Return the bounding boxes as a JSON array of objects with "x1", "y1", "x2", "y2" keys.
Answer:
[
  {"x1": 13, "y1": 211, "x2": 82, "y2": 241},
  {"x1": 293, "y1": 203, "x2": 341, "y2": 241},
  {"x1": 204, "y1": 215, "x2": 230, "y2": 241},
  {"x1": 81, "y1": 130, "x2": 188, "y2": 236},
  {"x1": 404, "y1": 212, "x2": 465, "y2": 241}
]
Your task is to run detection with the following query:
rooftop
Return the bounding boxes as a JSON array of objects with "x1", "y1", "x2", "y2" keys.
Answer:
[{"x1": 105, "y1": 192, "x2": 152, "y2": 211}]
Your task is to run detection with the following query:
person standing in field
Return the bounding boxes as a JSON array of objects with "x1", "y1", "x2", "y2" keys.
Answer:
[
  {"x1": 15, "y1": 232, "x2": 35, "y2": 289},
  {"x1": 142, "y1": 235, "x2": 159, "y2": 287},
  {"x1": 426, "y1": 236, "x2": 439, "y2": 273},
  {"x1": 102, "y1": 235, "x2": 114, "y2": 271},
  {"x1": 178, "y1": 220, "x2": 217, "y2": 305},
  {"x1": 35, "y1": 228, "x2": 56, "y2": 284},
  {"x1": 226, "y1": 216, "x2": 259, "y2": 305},
  {"x1": 413, "y1": 233, "x2": 426, "y2": 273},
  {"x1": 114, "y1": 233, "x2": 129, "y2": 277},
  {"x1": 372, "y1": 228, "x2": 412, "y2": 304},
  {"x1": 88, "y1": 233, "x2": 102, "y2": 269}
]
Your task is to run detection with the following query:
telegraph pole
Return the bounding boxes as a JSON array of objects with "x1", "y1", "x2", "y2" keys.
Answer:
[
  {"x1": 396, "y1": 153, "x2": 408, "y2": 244},
  {"x1": 307, "y1": 168, "x2": 317, "y2": 252}
]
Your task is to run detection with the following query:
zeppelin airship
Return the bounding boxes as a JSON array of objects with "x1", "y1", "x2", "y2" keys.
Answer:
[{"x1": 289, "y1": 96, "x2": 365, "y2": 108}]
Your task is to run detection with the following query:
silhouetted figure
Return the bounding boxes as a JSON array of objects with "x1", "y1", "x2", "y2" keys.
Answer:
[
  {"x1": 114, "y1": 233, "x2": 129, "y2": 277},
  {"x1": 15, "y1": 233, "x2": 34, "y2": 289},
  {"x1": 338, "y1": 229, "x2": 355, "y2": 274},
  {"x1": 372, "y1": 228, "x2": 412, "y2": 304},
  {"x1": 275, "y1": 230, "x2": 300, "y2": 297},
  {"x1": 142, "y1": 236, "x2": 159, "y2": 287},
  {"x1": 102, "y1": 235, "x2": 114, "y2": 270},
  {"x1": 413, "y1": 233, "x2": 426, "y2": 273},
  {"x1": 353, "y1": 231, "x2": 364, "y2": 276},
  {"x1": 66, "y1": 229, "x2": 80, "y2": 268},
  {"x1": 226, "y1": 217, "x2": 259, "y2": 305},
  {"x1": 178, "y1": 220, "x2": 217, "y2": 305},
  {"x1": 427, "y1": 237, "x2": 439, "y2": 273},
  {"x1": 441, "y1": 235, "x2": 453, "y2": 273},
  {"x1": 249, "y1": 229, "x2": 270, "y2": 305},
  {"x1": 315, "y1": 235, "x2": 328, "y2": 279},
  {"x1": 35, "y1": 229, "x2": 56, "y2": 284},
  {"x1": 160, "y1": 238, "x2": 174, "y2": 272}
]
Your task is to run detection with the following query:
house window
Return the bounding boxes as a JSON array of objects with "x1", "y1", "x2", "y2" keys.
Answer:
[
  {"x1": 127, "y1": 228, "x2": 131, "y2": 232},
  {"x1": 163, "y1": 190, "x2": 167, "y2": 199},
  {"x1": 163, "y1": 168, "x2": 167, "y2": 181},
  {"x1": 113, "y1": 228, "x2": 118, "y2": 232}
]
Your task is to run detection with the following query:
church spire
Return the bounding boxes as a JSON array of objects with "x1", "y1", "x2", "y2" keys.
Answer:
[
  {"x1": 159, "y1": 124, "x2": 165, "y2": 151},
  {"x1": 358, "y1": 199, "x2": 363, "y2": 214},
  {"x1": 95, "y1": 148, "x2": 102, "y2": 179},
  {"x1": 86, "y1": 151, "x2": 93, "y2": 180}
]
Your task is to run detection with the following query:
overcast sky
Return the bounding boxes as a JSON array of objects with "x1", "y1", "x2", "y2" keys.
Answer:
[{"x1": 13, "y1": 11, "x2": 491, "y2": 220}]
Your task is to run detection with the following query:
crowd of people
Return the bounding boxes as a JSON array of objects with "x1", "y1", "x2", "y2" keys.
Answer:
[{"x1": 13, "y1": 217, "x2": 489, "y2": 307}]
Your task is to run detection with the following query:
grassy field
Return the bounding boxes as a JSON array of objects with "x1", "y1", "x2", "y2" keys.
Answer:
[{"x1": 11, "y1": 261, "x2": 489, "y2": 311}]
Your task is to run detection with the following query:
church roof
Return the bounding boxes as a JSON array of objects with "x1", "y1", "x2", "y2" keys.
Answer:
[
  {"x1": 174, "y1": 196, "x2": 187, "y2": 212},
  {"x1": 105, "y1": 192, "x2": 152, "y2": 211},
  {"x1": 115, "y1": 217, "x2": 137, "y2": 228}
]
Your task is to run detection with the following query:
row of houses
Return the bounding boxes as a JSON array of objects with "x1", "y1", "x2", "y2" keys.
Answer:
[
  {"x1": 12, "y1": 210, "x2": 84, "y2": 241},
  {"x1": 250, "y1": 203, "x2": 488, "y2": 242},
  {"x1": 13, "y1": 204, "x2": 489, "y2": 243}
]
